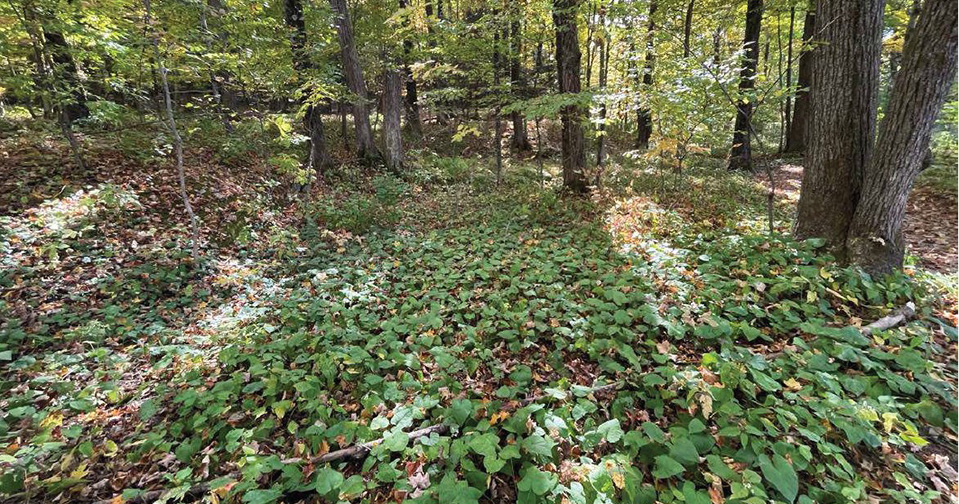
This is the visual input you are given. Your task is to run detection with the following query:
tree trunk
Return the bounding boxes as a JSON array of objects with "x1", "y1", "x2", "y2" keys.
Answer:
[
  {"x1": 43, "y1": 29, "x2": 88, "y2": 122},
  {"x1": 383, "y1": 68, "x2": 404, "y2": 173},
  {"x1": 596, "y1": 2, "x2": 609, "y2": 169},
  {"x1": 682, "y1": 0, "x2": 694, "y2": 58},
  {"x1": 635, "y1": 0, "x2": 656, "y2": 150},
  {"x1": 199, "y1": 0, "x2": 232, "y2": 132},
  {"x1": 794, "y1": 0, "x2": 883, "y2": 253},
  {"x1": 144, "y1": 0, "x2": 199, "y2": 261},
  {"x1": 207, "y1": 0, "x2": 236, "y2": 110},
  {"x1": 329, "y1": 0, "x2": 380, "y2": 163},
  {"x1": 399, "y1": 0, "x2": 422, "y2": 136},
  {"x1": 782, "y1": 6, "x2": 794, "y2": 148},
  {"x1": 712, "y1": 26, "x2": 722, "y2": 65},
  {"x1": 726, "y1": 0, "x2": 762, "y2": 171},
  {"x1": 284, "y1": 0, "x2": 331, "y2": 177},
  {"x1": 553, "y1": 0, "x2": 587, "y2": 193},
  {"x1": 493, "y1": 28, "x2": 504, "y2": 184},
  {"x1": 509, "y1": 17, "x2": 531, "y2": 150},
  {"x1": 784, "y1": 9, "x2": 813, "y2": 154},
  {"x1": 846, "y1": 0, "x2": 958, "y2": 274},
  {"x1": 584, "y1": 0, "x2": 596, "y2": 89}
]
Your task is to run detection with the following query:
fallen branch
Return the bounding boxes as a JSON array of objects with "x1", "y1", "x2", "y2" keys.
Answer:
[
  {"x1": 861, "y1": 301, "x2": 917, "y2": 336},
  {"x1": 98, "y1": 382, "x2": 623, "y2": 504},
  {"x1": 765, "y1": 302, "x2": 919, "y2": 360}
]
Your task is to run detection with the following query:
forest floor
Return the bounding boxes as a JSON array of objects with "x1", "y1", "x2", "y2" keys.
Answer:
[
  {"x1": 0, "y1": 121, "x2": 957, "y2": 504},
  {"x1": 760, "y1": 161, "x2": 959, "y2": 273}
]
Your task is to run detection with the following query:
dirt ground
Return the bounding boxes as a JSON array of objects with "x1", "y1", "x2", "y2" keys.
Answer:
[{"x1": 759, "y1": 162, "x2": 958, "y2": 274}]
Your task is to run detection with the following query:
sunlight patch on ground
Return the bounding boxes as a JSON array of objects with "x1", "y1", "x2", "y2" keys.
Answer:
[
  {"x1": 604, "y1": 196, "x2": 697, "y2": 305},
  {"x1": 0, "y1": 184, "x2": 141, "y2": 267}
]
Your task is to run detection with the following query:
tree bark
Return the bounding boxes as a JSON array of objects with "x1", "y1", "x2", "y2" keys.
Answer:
[
  {"x1": 726, "y1": 0, "x2": 762, "y2": 171},
  {"x1": 284, "y1": 0, "x2": 331, "y2": 177},
  {"x1": 329, "y1": 0, "x2": 380, "y2": 163},
  {"x1": 553, "y1": 0, "x2": 587, "y2": 193},
  {"x1": 493, "y1": 28, "x2": 504, "y2": 184},
  {"x1": 635, "y1": 0, "x2": 656, "y2": 150},
  {"x1": 846, "y1": 0, "x2": 958, "y2": 274},
  {"x1": 794, "y1": 0, "x2": 883, "y2": 253},
  {"x1": 784, "y1": 9, "x2": 813, "y2": 154},
  {"x1": 43, "y1": 29, "x2": 88, "y2": 122},
  {"x1": 596, "y1": 2, "x2": 609, "y2": 169},
  {"x1": 682, "y1": 0, "x2": 694, "y2": 58},
  {"x1": 398, "y1": 0, "x2": 422, "y2": 136},
  {"x1": 782, "y1": 6, "x2": 794, "y2": 149},
  {"x1": 509, "y1": 17, "x2": 531, "y2": 150},
  {"x1": 383, "y1": 68, "x2": 404, "y2": 173},
  {"x1": 144, "y1": 0, "x2": 200, "y2": 261}
]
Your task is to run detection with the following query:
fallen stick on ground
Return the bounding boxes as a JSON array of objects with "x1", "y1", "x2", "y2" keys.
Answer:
[
  {"x1": 861, "y1": 302, "x2": 917, "y2": 336},
  {"x1": 763, "y1": 302, "x2": 919, "y2": 361},
  {"x1": 98, "y1": 382, "x2": 623, "y2": 504}
]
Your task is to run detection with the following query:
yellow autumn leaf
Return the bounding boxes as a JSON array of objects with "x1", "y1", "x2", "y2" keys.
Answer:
[
  {"x1": 70, "y1": 462, "x2": 89, "y2": 479},
  {"x1": 784, "y1": 378, "x2": 802, "y2": 391},
  {"x1": 40, "y1": 412, "x2": 63, "y2": 430}
]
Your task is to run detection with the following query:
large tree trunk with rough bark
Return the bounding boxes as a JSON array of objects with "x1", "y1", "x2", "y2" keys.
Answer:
[
  {"x1": 727, "y1": 0, "x2": 762, "y2": 171},
  {"x1": 682, "y1": 0, "x2": 694, "y2": 58},
  {"x1": 383, "y1": 68, "x2": 404, "y2": 173},
  {"x1": 795, "y1": 0, "x2": 883, "y2": 254},
  {"x1": 329, "y1": 0, "x2": 380, "y2": 163},
  {"x1": 553, "y1": 0, "x2": 587, "y2": 193},
  {"x1": 845, "y1": 0, "x2": 958, "y2": 274},
  {"x1": 784, "y1": 9, "x2": 813, "y2": 154},
  {"x1": 635, "y1": 0, "x2": 656, "y2": 150}
]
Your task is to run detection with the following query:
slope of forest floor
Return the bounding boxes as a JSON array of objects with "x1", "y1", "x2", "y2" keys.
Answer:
[{"x1": 0, "y1": 120, "x2": 957, "y2": 504}]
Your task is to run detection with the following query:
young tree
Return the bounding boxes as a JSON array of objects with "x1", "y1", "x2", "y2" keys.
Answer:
[
  {"x1": 329, "y1": 0, "x2": 380, "y2": 162},
  {"x1": 781, "y1": 5, "x2": 794, "y2": 151},
  {"x1": 783, "y1": 9, "x2": 813, "y2": 154},
  {"x1": 509, "y1": 14, "x2": 531, "y2": 150},
  {"x1": 553, "y1": 0, "x2": 587, "y2": 193},
  {"x1": 383, "y1": 67, "x2": 404, "y2": 172},
  {"x1": 682, "y1": 0, "x2": 694, "y2": 58},
  {"x1": 595, "y1": 1, "x2": 610, "y2": 169},
  {"x1": 493, "y1": 26, "x2": 504, "y2": 184},
  {"x1": 398, "y1": 0, "x2": 422, "y2": 136},
  {"x1": 635, "y1": 0, "x2": 656, "y2": 150},
  {"x1": 727, "y1": 0, "x2": 762, "y2": 171},
  {"x1": 199, "y1": 0, "x2": 233, "y2": 132},
  {"x1": 143, "y1": 0, "x2": 199, "y2": 260},
  {"x1": 283, "y1": 0, "x2": 331, "y2": 177}
]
